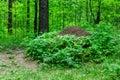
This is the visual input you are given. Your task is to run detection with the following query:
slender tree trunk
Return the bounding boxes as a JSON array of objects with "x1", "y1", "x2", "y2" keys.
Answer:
[
  {"x1": 27, "y1": 0, "x2": 30, "y2": 32},
  {"x1": 34, "y1": 0, "x2": 38, "y2": 34},
  {"x1": 8, "y1": 0, "x2": 13, "y2": 34},
  {"x1": 86, "y1": 0, "x2": 88, "y2": 22},
  {"x1": 75, "y1": 0, "x2": 77, "y2": 25},
  {"x1": 38, "y1": 0, "x2": 49, "y2": 34},
  {"x1": 62, "y1": 1, "x2": 65, "y2": 28},
  {"x1": 95, "y1": 0, "x2": 101, "y2": 24},
  {"x1": 89, "y1": 0, "x2": 95, "y2": 23},
  {"x1": 14, "y1": 2, "x2": 17, "y2": 37}
]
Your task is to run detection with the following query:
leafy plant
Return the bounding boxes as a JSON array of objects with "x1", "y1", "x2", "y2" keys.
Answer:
[
  {"x1": 25, "y1": 32, "x2": 85, "y2": 67},
  {"x1": 82, "y1": 23, "x2": 119, "y2": 62},
  {"x1": 25, "y1": 24, "x2": 120, "y2": 67}
]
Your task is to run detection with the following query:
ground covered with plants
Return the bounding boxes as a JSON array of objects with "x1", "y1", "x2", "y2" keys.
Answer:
[
  {"x1": 0, "y1": 0, "x2": 120, "y2": 79},
  {"x1": 0, "y1": 23, "x2": 120, "y2": 80},
  {"x1": 24, "y1": 24, "x2": 120, "y2": 67}
]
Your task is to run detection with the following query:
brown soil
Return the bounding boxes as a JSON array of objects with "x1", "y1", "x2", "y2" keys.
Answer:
[
  {"x1": 0, "y1": 49, "x2": 37, "y2": 71},
  {"x1": 59, "y1": 26, "x2": 88, "y2": 37}
]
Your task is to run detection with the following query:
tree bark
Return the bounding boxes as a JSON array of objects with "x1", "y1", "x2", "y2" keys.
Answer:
[
  {"x1": 95, "y1": 0, "x2": 101, "y2": 24},
  {"x1": 86, "y1": 0, "x2": 88, "y2": 22},
  {"x1": 34, "y1": 0, "x2": 38, "y2": 34},
  {"x1": 27, "y1": 0, "x2": 30, "y2": 31},
  {"x1": 38, "y1": 0, "x2": 49, "y2": 34},
  {"x1": 89, "y1": 0, "x2": 95, "y2": 23},
  {"x1": 8, "y1": 0, "x2": 13, "y2": 34}
]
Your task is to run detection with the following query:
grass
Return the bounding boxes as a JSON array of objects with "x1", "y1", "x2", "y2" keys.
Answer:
[{"x1": 0, "y1": 56, "x2": 120, "y2": 80}]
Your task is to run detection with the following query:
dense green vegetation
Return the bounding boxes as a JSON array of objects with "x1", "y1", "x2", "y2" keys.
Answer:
[
  {"x1": 0, "y1": 0, "x2": 120, "y2": 80},
  {"x1": 24, "y1": 23, "x2": 120, "y2": 67},
  {"x1": 1, "y1": 57, "x2": 120, "y2": 80}
]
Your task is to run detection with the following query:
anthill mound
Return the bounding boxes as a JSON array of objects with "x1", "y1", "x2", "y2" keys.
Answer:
[{"x1": 59, "y1": 26, "x2": 88, "y2": 37}]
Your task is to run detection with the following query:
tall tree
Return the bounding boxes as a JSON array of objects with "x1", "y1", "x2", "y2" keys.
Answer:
[
  {"x1": 34, "y1": 0, "x2": 38, "y2": 34},
  {"x1": 89, "y1": 0, "x2": 95, "y2": 23},
  {"x1": 38, "y1": 0, "x2": 49, "y2": 34},
  {"x1": 95, "y1": 0, "x2": 101, "y2": 24},
  {"x1": 27, "y1": 0, "x2": 30, "y2": 31},
  {"x1": 86, "y1": 0, "x2": 88, "y2": 22},
  {"x1": 8, "y1": 0, "x2": 13, "y2": 34}
]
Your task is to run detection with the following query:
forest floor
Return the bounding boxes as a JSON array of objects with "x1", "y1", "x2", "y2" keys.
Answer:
[
  {"x1": 0, "y1": 49, "x2": 119, "y2": 80},
  {"x1": 0, "y1": 49, "x2": 37, "y2": 71}
]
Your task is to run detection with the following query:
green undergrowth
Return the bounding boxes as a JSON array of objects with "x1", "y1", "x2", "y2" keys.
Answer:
[
  {"x1": 0, "y1": 56, "x2": 120, "y2": 80},
  {"x1": 0, "y1": 27, "x2": 33, "y2": 51},
  {"x1": 0, "y1": 35, "x2": 22, "y2": 50},
  {"x1": 24, "y1": 23, "x2": 120, "y2": 68}
]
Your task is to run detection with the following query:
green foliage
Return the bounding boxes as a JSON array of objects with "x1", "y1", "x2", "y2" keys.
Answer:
[
  {"x1": 25, "y1": 32, "x2": 84, "y2": 67},
  {"x1": 0, "y1": 27, "x2": 27, "y2": 51},
  {"x1": 82, "y1": 23, "x2": 120, "y2": 62},
  {"x1": 25, "y1": 24, "x2": 120, "y2": 67}
]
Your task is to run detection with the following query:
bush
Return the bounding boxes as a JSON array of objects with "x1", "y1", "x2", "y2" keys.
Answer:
[
  {"x1": 25, "y1": 32, "x2": 85, "y2": 67},
  {"x1": 25, "y1": 24, "x2": 120, "y2": 67},
  {"x1": 82, "y1": 23, "x2": 120, "y2": 62}
]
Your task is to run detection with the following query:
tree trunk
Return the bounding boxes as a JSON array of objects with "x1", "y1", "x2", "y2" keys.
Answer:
[
  {"x1": 86, "y1": 0, "x2": 88, "y2": 22},
  {"x1": 34, "y1": 0, "x2": 38, "y2": 34},
  {"x1": 95, "y1": 0, "x2": 101, "y2": 24},
  {"x1": 62, "y1": 1, "x2": 65, "y2": 28},
  {"x1": 8, "y1": 0, "x2": 13, "y2": 34},
  {"x1": 89, "y1": 0, "x2": 95, "y2": 23},
  {"x1": 38, "y1": 0, "x2": 49, "y2": 34},
  {"x1": 27, "y1": 0, "x2": 30, "y2": 31}
]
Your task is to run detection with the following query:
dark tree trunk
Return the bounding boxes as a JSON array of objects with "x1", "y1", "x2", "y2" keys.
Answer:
[
  {"x1": 8, "y1": 0, "x2": 13, "y2": 34},
  {"x1": 62, "y1": 1, "x2": 65, "y2": 28},
  {"x1": 38, "y1": 0, "x2": 49, "y2": 34},
  {"x1": 95, "y1": 0, "x2": 101, "y2": 24},
  {"x1": 27, "y1": 0, "x2": 30, "y2": 31},
  {"x1": 89, "y1": 0, "x2": 95, "y2": 23},
  {"x1": 86, "y1": 0, "x2": 88, "y2": 22},
  {"x1": 34, "y1": 0, "x2": 38, "y2": 34}
]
